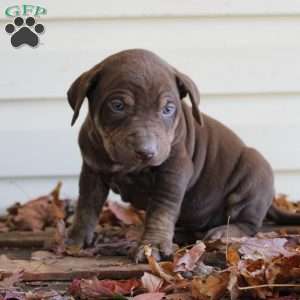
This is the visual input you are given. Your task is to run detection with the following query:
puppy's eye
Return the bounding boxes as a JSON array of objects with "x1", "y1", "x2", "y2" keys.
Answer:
[
  {"x1": 162, "y1": 102, "x2": 176, "y2": 117},
  {"x1": 109, "y1": 99, "x2": 125, "y2": 112}
]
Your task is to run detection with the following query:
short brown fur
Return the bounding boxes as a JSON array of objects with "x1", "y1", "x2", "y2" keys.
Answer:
[{"x1": 67, "y1": 49, "x2": 276, "y2": 262}]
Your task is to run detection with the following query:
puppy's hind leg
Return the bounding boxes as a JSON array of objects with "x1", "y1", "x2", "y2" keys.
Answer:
[
  {"x1": 67, "y1": 163, "x2": 109, "y2": 247},
  {"x1": 204, "y1": 147, "x2": 275, "y2": 240}
]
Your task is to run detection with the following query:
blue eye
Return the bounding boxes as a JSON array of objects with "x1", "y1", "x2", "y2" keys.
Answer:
[
  {"x1": 162, "y1": 102, "x2": 176, "y2": 116},
  {"x1": 110, "y1": 99, "x2": 125, "y2": 112}
]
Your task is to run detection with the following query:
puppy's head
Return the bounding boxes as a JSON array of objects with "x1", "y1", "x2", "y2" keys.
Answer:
[{"x1": 68, "y1": 49, "x2": 203, "y2": 168}]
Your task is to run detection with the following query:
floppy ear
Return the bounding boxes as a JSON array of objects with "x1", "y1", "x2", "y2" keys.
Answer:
[
  {"x1": 175, "y1": 70, "x2": 204, "y2": 126},
  {"x1": 67, "y1": 63, "x2": 102, "y2": 126}
]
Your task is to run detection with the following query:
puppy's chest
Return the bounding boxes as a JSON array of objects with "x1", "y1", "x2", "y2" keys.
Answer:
[{"x1": 109, "y1": 169, "x2": 155, "y2": 210}]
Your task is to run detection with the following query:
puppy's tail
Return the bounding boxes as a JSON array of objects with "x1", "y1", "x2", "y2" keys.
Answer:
[{"x1": 267, "y1": 204, "x2": 300, "y2": 225}]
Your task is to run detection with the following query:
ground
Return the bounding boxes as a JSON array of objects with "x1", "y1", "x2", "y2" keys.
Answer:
[{"x1": 0, "y1": 183, "x2": 299, "y2": 300}]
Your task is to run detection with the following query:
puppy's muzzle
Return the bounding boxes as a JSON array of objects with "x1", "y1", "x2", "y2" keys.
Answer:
[
  {"x1": 135, "y1": 143, "x2": 158, "y2": 161},
  {"x1": 129, "y1": 133, "x2": 159, "y2": 162}
]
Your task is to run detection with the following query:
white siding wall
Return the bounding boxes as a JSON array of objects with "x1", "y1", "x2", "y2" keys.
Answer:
[{"x1": 0, "y1": 0, "x2": 300, "y2": 211}]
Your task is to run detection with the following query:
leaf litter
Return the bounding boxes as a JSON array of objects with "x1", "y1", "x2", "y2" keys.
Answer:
[{"x1": 0, "y1": 185, "x2": 300, "y2": 299}]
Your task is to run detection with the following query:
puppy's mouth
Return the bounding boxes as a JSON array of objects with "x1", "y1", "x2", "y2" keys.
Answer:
[
  {"x1": 108, "y1": 145, "x2": 168, "y2": 169},
  {"x1": 135, "y1": 154, "x2": 164, "y2": 167},
  {"x1": 101, "y1": 132, "x2": 170, "y2": 169}
]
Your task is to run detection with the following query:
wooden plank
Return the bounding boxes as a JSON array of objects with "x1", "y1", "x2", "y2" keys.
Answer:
[
  {"x1": 0, "y1": 231, "x2": 52, "y2": 248},
  {"x1": 0, "y1": 255, "x2": 149, "y2": 281}
]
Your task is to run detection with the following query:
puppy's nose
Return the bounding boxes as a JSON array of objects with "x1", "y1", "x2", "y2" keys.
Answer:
[{"x1": 135, "y1": 146, "x2": 156, "y2": 161}]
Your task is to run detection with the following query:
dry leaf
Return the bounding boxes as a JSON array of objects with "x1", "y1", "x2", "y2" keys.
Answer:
[
  {"x1": 107, "y1": 201, "x2": 144, "y2": 225},
  {"x1": 174, "y1": 242, "x2": 206, "y2": 272},
  {"x1": 9, "y1": 197, "x2": 53, "y2": 231},
  {"x1": 7, "y1": 182, "x2": 63, "y2": 232},
  {"x1": 50, "y1": 183, "x2": 67, "y2": 255},
  {"x1": 144, "y1": 245, "x2": 175, "y2": 283},
  {"x1": 238, "y1": 259, "x2": 271, "y2": 299},
  {"x1": 191, "y1": 272, "x2": 230, "y2": 300},
  {"x1": 239, "y1": 237, "x2": 295, "y2": 261},
  {"x1": 226, "y1": 245, "x2": 240, "y2": 266},
  {"x1": 141, "y1": 272, "x2": 164, "y2": 292},
  {"x1": 227, "y1": 271, "x2": 240, "y2": 300},
  {"x1": 50, "y1": 182, "x2": 64, "y2": 220},
  {"x1": 273, "y1": 195, "x2": 300, "y2": 214},
  {"x1": 265, "y1": 254, "x2": 300, "y2": 284}
]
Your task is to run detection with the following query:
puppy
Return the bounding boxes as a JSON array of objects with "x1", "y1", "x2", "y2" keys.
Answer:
[{"x1": 66, "y1": 49, "x2": 296, "y2": 262}]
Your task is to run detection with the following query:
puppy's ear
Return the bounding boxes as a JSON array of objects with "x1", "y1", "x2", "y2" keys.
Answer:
[
  {"x1": 67, "y1": 64, "x2": 102, "y2": 126},
  {"x1": 175, "y1": 70, "x2": 204, "y2": 126}
]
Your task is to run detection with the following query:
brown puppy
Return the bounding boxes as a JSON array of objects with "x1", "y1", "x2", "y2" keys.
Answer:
[{"x1": 66, "y1": 49, "x2": 282, "y2": 262}]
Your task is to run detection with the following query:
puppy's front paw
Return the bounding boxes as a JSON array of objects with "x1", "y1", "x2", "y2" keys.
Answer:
[
  {"x1": 131, "y1": 239, "x2": 174, "y2": 263},
  {"x1": 65, "y1": 226, "x2": 94, "y2": 249}
]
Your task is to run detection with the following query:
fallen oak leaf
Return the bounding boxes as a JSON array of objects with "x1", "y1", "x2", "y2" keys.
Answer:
[
  {"x1": 9, "y1": 197, "x2": 53, "y2": 231},
  {"x1": 265, "y1": 254, "x2": 300, "y2": 284},
  {"x1": 191, "y1": 271, "x2": 230, "y2": 300},
  {"x1": 144, "y1": 245, "x2": 175, "y2": 283},
  {"x1": 238, "y1": 237, "x2": 295, "y2": 261},
  {"x1": 162, "y1": 279, "x2": 191, "y2": 294},
  {"x1": 226, "y1": 245, "x2": 240, "y2": 266},
  {"x1": 49, "y1": 182, "x2": 68, "y2": 255},
  {"x1": 107, "y1": 201, "x2": 144, "y2": 225},
  {"x1": 7, "y1": 182, "x2": 63, "y2": 232},
  {"x1": 227, "y1": 270, "x2": 240, "y2": 300},
  {"x1": 273, "y1": 194, "x2": 300, "y2": 214},
  {"x1": 141, "y1": 272, "x2": 164, "y2": 292},
  {"x1": 238, "y1": 259, "x2": 271, "y2": 299},
  {"x1": 50, "y1": 182, "x2": 64, "y2": 220},
  {"x1": 236, "y1": 238, "x2": 300, "y2": 299},
  {"x1": 174, "y1": 242, "x2": 206, "y2": 272}
]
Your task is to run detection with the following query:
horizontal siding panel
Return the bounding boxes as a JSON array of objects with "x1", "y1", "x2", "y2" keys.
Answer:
[
  {"x1": 0, "y1": 95, "x2": 299, "y2": 177},
  {"x1": 0, "y1": 130, "x2": 81, "y2": 177},
  {"x1": 0, "y1": 176, "x2": 79, "y2": 211},
  {"x1": 0, "y1": 2, "x2": 299, "y2": 208},
  {"x1": 1, "y1": 94, "x2": 299, "y2": 130},
  {"x1": 2, "y1": 0, "x2": 300, "y2": 19},
  {"x1": 1, "y1": 18, "x2": 300, "y2": 98},
  {"x1": 0, "y1": 123, "x2": 299, "y2": 177}
]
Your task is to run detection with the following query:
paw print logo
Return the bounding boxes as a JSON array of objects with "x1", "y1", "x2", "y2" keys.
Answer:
[{"x1": 5, "y1": 17, "x2": 45, "y2": 48}]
